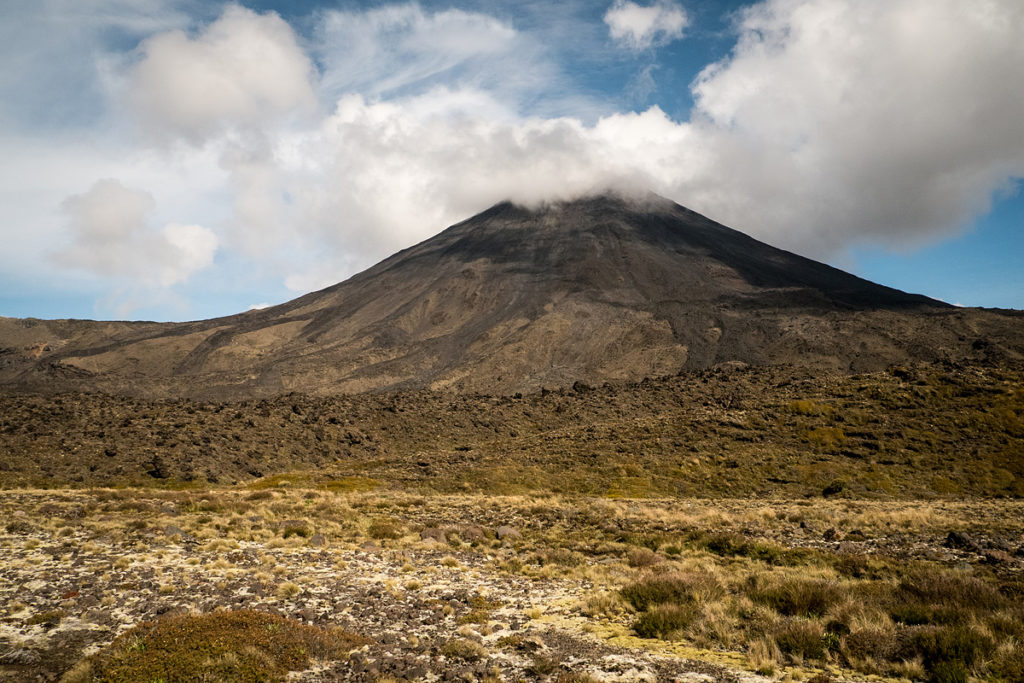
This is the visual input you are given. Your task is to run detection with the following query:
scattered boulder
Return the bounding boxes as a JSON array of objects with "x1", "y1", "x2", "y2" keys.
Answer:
[
  {"x1": 944, "y1": 531, "x2": 980, "y2": 552},
  {"x1": 163, "y1": 525, "x2": 195, "y2": 543},
  {"x1": 420, "y1": 527, "x2": 447, "y2": 544},
  {"x1": 495, "y1": 526, "x2": 522, "y2": 541},
  {"x1": 983, "y1": 549, "x2": 1013, "y2": 565}
]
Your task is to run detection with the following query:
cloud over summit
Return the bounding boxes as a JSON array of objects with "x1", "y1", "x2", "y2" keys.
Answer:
[{"x1": 2, "y1": 0, "x2": 1023, "y2": 317}]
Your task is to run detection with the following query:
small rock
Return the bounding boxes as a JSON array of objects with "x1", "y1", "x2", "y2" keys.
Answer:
[
  {"x1": 945, "y1": 531, "x2": 979, "y2": 552},
  {"x1": 84, "y1": 610, "x2": 114, "y2": 626},
  {"x1": 983, "y1": 549, "x2": 1013, "y2": 565},
  {"x1": 163, "y1": 524, "x2": 195, "y2": 542},
  {"x1": 0, "y1": 648, "x2": 40, "y2": 665},
  {"x1": 420, "y1": 527, "x2": 448, "y2": 544},
  {"x1": 309, "y1": 533, "x2": 326, "y2": 547},
  {"x1": 517, "y1": 635, "x2": 546, "y2": 652},
  {"x1": 495, "y1": 526, "x2": 522, "y2": 541}
]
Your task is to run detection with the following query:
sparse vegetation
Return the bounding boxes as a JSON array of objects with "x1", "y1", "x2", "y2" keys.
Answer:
[
  {"x1": 1, "y1": 363, "x2": 1022, "y2": 499},
  {"x1": 0, "y1": 360, "x2": 1020, "y2": 680}
]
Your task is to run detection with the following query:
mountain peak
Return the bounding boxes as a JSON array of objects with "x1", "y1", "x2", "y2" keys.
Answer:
[{"x1": 1, "y1": 194, "x2": 1018, "y2": 399}]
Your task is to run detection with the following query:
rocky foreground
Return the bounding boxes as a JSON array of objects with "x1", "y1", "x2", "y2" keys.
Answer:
[{"x1": 2, "y1": 488, "x2": 1022, "y2": 682}]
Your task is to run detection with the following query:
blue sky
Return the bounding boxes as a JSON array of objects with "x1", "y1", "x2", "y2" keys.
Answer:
[{"x1": 0, "y1": 0, "x2": 1021, "y2": 321}]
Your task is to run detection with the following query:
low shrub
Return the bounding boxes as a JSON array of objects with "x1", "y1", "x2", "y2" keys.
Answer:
[
  {"x1": 75, "y1": 610, "x2": 367, "y2": 682},
  {"x1": 626, "y1": 547, "x2": 662, "y2": 568},
  {"x1": 773, "y1": 620, "x2": 827, "y2": 661},
  {"x1": 621, "y1": 572, "x2": 722, "y2": 611},
  {"x1": 750, "y1": 577, "x2": 841, "y2": 618},
  {"x1": 544, "y1": 548, "x2": 585, "y2": 567},
  {"x1": 367, "y1": 517, "x2": 403, "y2": 540},
  {"x1": 895, "y1": 569, "x2": 1004, "y2": 613},
  {"x1": 912, "y1": 625, "x2": 994, "y2": 680},
  {"x1": 633, "y1": 604, "x2": 696, "y2": 639},
  {"x1": 441, "y1": 638, "x2": 487, "y2": 662},
  {"x1": 279, "y1": 521, "x2": 311, "y2": 539},
  {"x1": 699, "y1": 532, "x2": 789, "y2": 564}
]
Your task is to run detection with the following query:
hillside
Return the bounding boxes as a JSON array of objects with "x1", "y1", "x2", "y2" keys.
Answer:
[
  {"x1": 2, "y1": 194, "x2": 1022, "y2": 399},
  {"x1": 2, "y1": 361, "x2": 1021, "y2": 498}
]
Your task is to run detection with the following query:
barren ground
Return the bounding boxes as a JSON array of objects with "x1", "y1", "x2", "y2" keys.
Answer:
[{"x1": 2, "y1": 488, "x2": 1022, "y2": 682}]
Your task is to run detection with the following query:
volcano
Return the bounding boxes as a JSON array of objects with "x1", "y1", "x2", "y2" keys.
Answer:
[{"x1": 1, "y1": 193, "x2": 1020, "y2": 398}]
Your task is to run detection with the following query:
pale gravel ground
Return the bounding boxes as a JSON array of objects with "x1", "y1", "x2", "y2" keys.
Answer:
[
  {"x1": 0, "y1": 490, "x2": 790, "y2": 682},
  {"x1": 10, "y1": 489, "x2": 1018, "y2": 681}
]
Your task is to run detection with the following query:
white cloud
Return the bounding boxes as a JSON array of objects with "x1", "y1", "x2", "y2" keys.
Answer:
[
  {"x1": 160, "y1": 223, "x2": 219, "y2": 286},
  {"x1": 195, "y1": 0, "x2": 1024, "y2": 292},
  {"x1": 684, "y1": 0, "x2": 1024, "y2": 253},
  {"x1": 56, "y1": 179, "x2": 218, "y2": 288},
  {"x1": 604, "y1": 0, "x2": 689, "y2": 50},
  {"x1": 4, "y1": 0, "x2": 1024, "y2": 319},
  {"x1": 61, "y1": 178, "x2": 154, "y2": 241},
  {"x1": 128, "y1": 5, "x2": 317, "y2": 142}
]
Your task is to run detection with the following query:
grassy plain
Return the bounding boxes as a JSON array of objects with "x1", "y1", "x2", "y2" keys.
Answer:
[{"x1": 0, "y1": 362, "x2": 1022, "y2": 681}]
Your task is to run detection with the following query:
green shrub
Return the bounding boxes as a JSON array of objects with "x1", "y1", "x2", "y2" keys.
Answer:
[
  {"x1": 626, "y1": 547, "x2": 662, "y2": 568},
  {"x1": 527, "y1": 655, "x2": 560, "y2": 676},
  {"x1": 321, "y1": 477, "x2": 379, "y2": 493},
  {"x1": 773, "y1": 620, "x2": 827, "y2": 660},
  {"x1": 279, "y1": 521, "x2": 311, "y2": 539},
  {"x1": 790, "y1": 400, "x2": 833, "y2": 416},
  {"x1": 367, "y1": 517, "x2": 403, "y2": 540},
  {"x1": 840, "y1": 627, "x2": 913, "y2": 666},
  {"x1": 750, "y1": 578, "x2": 841, "y2": 618},
  {"x1": 912, "y1": 626, "x2": 994, "y2": 682},
  {"x1": 699, "y1": 532, "x2": 787, "y2": 564},
  {"x1": 544, "y1": 548, "x2": 585, "y2": 566},
  {"x1": 441, "y1": 638, "x2": 487, "y2": 662},
  {"x1": 621, "y1": 572, "x2": 722, "y2": 611},
  {"x1": 896, "y1": 570, "x2": 1004, "y2": 611},
  {"x1": 633, "y1": 604, "x2": 696, "y2": 639},
  {"x1": 76, "y1": 610, "x2": 367, "y2": 682},
  {"x1": 25, "y1": 609, "x2": 64, "y2": 627}
]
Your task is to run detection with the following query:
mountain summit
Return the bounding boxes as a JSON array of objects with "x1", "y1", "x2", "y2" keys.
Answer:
[{"x1": 1, "y1": 194, "x2": 1020, "y2": 397}]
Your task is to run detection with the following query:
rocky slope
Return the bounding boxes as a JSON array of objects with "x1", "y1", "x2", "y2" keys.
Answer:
[
  {"x1": 1, "y1": 194, "x2": 1022, "y2": 398},
  {"x1": 2, "y1": 362, "x2": 1021, "y2": 497}
]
